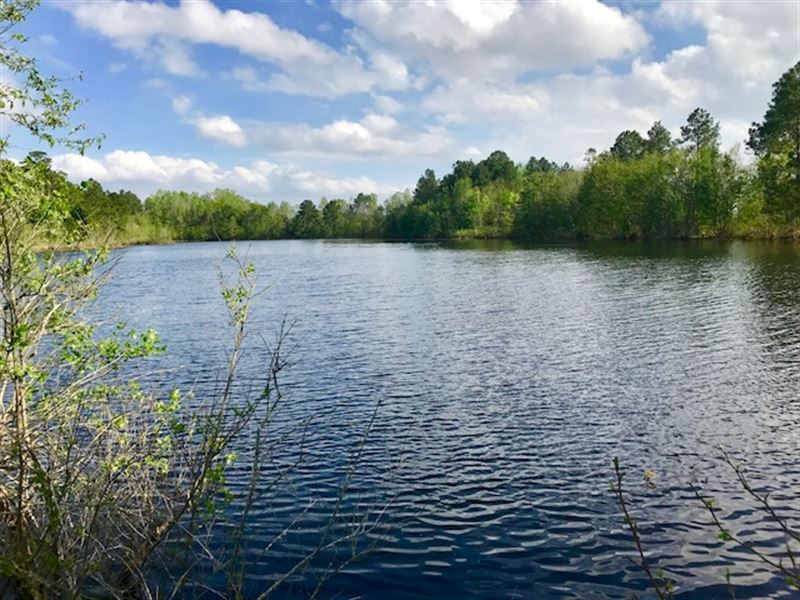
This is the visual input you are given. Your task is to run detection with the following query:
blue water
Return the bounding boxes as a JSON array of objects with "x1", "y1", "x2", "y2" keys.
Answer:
[{"x1": 98, "y1": 240, "x2": 800, "y2": 599}]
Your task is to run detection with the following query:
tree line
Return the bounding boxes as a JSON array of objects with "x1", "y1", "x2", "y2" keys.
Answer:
[{"x1": 26, "y1": 61, "x2": 800, "y2": 246}]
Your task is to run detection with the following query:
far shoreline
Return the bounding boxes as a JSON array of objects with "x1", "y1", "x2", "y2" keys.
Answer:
[{"x1": 37, "y1": 232, "x2": 800, "y2": 254}]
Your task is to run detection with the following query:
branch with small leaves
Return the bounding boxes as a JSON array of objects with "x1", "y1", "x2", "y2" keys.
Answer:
[
  {"x1": 692, "y1": 448, "x2": 799, "y2": 591},
  {"x1": 611, "y1": 457, "x2": 675, "y2": 600}
]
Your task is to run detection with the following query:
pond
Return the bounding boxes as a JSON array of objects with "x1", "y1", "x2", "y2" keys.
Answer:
[{"x1": 98, "y1": 239, "x2": 800, "y2": 599}]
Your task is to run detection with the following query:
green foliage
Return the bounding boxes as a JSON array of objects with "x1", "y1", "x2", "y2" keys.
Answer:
[
  {"x1": 748, "y1": 61, "x2": 800, "y2": 220},
  {"x1": 610, "y1": 130, "x2": 646, "y2": 161},
  {"x1": 0, "y1": 155, "x2": 179, "y2": 596},
  {"x1": 685, "y1": 146, "x2": 742, "y2": 236},
  {"x1": 386, "y1": 152, "x2": 528, "y2": 239},
  {"x1": 413, "y1": 168, "x2": 440, "y2": 204},
  {"x1": 680, "y1": 107, "x2": 721, "y2": 152},
  {"x1": 646, "y1": 121, "x2": 673, "y2": 155},
  {"x1": 291, "y1": 199, "x2": 323, "y2": 238},
  {"x1": 0, "y1": 0, "x2": 102, "y2": 154},
  {"x1": 577, "y1": 146, "x2": 746, "y2": 239},
  {"x1": 21, "y1": 113, "x2": 799, "y2": 246},
  {"x1": 524, "y1": 156, "x2": 568, "y2": 174},
  {"x1": 348, "y1": 192, "x2": 383, "y2": 237},
  {"x1": 474, "y1": 150, "x2": 519, "y2": 188},
  {"x1": 143, "y1": 188, "x2": 291, "y2": 241},
  {"x1": 322, "y1": 198, "x2": 348, "y2": 236},
  {"x1": 515, "y1": 170, "x2": 581, "y2": 240},
  {"x1": 74, "y1": 178, "x2": 142, "y2": 233},
  {"x1": 577, "y1": 154, "x2": 637, "y2": 239},
  {"x1": 0, "y1": 162, "x2": 345, "y2": 595},
  {"x1": 375, "y1": 93, "x2": 794, "y2": 241}
]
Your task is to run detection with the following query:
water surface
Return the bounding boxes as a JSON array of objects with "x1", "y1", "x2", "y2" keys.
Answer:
[{"x1": 99, "y1": 240, "x2": 800, "y2": 599}]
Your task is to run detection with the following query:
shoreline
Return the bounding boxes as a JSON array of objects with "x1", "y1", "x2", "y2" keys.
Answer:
[{"x1": 37, "y1": 232, "x2": 800, "y2": 253}]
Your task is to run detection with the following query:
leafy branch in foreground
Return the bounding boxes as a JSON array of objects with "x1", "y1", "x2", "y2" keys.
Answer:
[
  {"x1": 691, "y1": 448, "x2": 799, "y2": 591},
  {"x1": 0, "y1": 0, "x2": 103, "y2": 154},
  {"x1": 614, "y1": 450, "x2": 800, "y2": 599},
  {"x1": 0, "y1": 3, "x2": 382, "y2": 595},
  {"x1": 0, "y1": 177, "x2": 382, "y2": 596},
  {"x1": 611, "y1": 457, "x2": 675, "y2": 600}
]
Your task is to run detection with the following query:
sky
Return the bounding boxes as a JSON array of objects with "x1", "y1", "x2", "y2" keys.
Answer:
[{"x1": 8, "y1": 0, "x2": 800, "y2": 204}]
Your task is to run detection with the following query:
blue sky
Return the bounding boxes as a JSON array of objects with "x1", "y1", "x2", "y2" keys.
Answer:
[{"x1": 10, "y1": 0, "x2": 800, "y2": 203}]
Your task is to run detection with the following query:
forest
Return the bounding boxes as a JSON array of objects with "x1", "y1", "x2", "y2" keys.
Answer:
[{"x1": 19, "y1": 61, "x2": 799, "y2": 247}]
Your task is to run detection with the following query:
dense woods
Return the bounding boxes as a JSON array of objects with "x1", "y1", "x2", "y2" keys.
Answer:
[{"x1": 18, "y1": 62, "x2": 800, "y2": 246}]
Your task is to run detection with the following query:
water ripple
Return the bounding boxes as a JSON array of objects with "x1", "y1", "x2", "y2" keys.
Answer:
[{"x1": 97, "y1": 240, "x2": 800, "y2": 600}]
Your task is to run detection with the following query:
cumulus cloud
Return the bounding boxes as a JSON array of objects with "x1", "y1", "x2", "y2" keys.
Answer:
[
  {"x1": 658, "y1": 1, "x2": 797, "y2": 85},
  {"x1": 336, "y1": 0, "x2": 649, "y2": 81},
  {"x1": 51, "y1": 150, "x2": 394, "y2": 201},
  {"x1": 196, "y1": 115, "x2": 247, "y2": 146},
  {"x1": 169, "y1": 96, "x2": 247, "y2": 147},
  {"x1": 168, "y1": 90, "x2": 448, "y2": 157},
  {"x1": 50, "y1": 153, "x2": 109, "y2": 181},
  {"x1": 60, "y1": 0, "x2": 409, "y2": 97},
  {"x1": 423, "y1": 80, "x2": 545, "y2": 125},
  {"x1": 249, "y1": 113, "x2": 452, "y2": 158}
]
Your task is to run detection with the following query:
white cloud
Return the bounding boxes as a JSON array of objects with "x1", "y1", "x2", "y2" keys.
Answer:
[
  {"x1": 155, "y1": 38, "x2": 202, "y2": 77},
  {"x1": 170, "y1": 96, "x2": 246, "y2": 147},
  {"x1": 368, "y1": 52, "x2": 410, "y2": 89},
  {"x1": 462, "y1": 146, "x2": 483, "y2": 160},
  {"x1": 50, "y1": 153, "x2": 108, "y2": 181},
  {"x1": 446, "y1": 0, "x2": 517, "y2": 36},
  {"x1": 61, "y1": 0, "x2": 409, "y2": 97},
  {"x1": 658, "y1": 1, "x2": 798, "y2": 85},
  {"x1": 275, "y1": 164, "x2": 383, "y2": 197},
  {"x1": 51, "y1": 150, "x2": 394, "y2": 201},
  {"x1": 336, "y1": 0, "x2": 649, "y2": 81},
  {"x1": 104, "y1": 150, "x2": 222, "y2": 184},
  {"x1": 249, "y1": 113, "x2": 453, "y2": 158},
  {"x1": 416, "y1": 1, "x2": 799, "y2": 164},
  {"x1": 371, "y1": 94, "x2": 404, "y2": 114},
  {"x1": 196, "y1": 115, "x2": 247, "y2": 146},
  {"x1": 423, "y1": 80, "x2": 545, "y2": 125}
]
